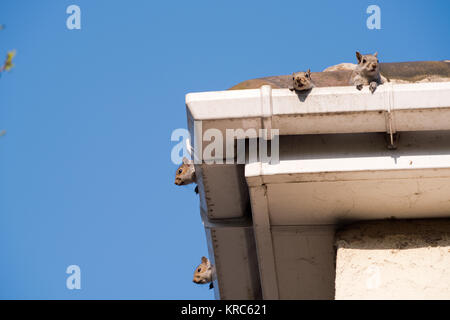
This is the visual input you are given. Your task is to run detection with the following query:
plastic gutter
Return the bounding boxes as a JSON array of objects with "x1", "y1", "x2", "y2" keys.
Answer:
[{"x1": 186, "y1": 82, "x2": 450, "y2": 137}]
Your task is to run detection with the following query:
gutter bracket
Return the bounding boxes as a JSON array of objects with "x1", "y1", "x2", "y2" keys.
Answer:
[
  {"x1": 384, "y1": 83, "x2": 398, "y2": 150},
  {"x1": 260, "y1": 85, "x2": 274, "y2": 140}
]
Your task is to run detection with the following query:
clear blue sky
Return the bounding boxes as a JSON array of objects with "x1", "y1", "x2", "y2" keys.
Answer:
[{"x1": 0, "y1": 0, "x2": 449, "y2": 299}]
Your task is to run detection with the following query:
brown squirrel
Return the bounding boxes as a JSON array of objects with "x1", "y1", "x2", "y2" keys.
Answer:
[
  {"x1": 174, "y1": 157, "x2": 198, "y2": 194},
  {"x1": 289, "y1": 69, "x2": 315, "y2": 92},
  {"x1": 193, "y1": 256, "x2": 214, "y2": 289},
  {"x1": 350, "y1": 51, "x2": 385, "y2": 93}
]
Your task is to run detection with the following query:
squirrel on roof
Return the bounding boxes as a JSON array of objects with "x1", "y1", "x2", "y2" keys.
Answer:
[
  {"x1": 193, "y1": 256, "x2": 214, "y2": 289},
  {"x1": 350, "y1": 51, "x2": 387, "y2": 93},
  {"x1": 174, "y1": 138, "x2": 199, "y2": 194},
  {"x1": 289, "y1": 69, "x2": 315, "y2": 92},
  {"x1": 174, "y1": 157, "x2": 198, "y2": 194}
]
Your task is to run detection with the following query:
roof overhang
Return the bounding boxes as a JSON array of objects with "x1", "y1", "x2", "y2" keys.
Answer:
[{"x1": 185, "y1": 81, "x2": 450, "y2": 299}]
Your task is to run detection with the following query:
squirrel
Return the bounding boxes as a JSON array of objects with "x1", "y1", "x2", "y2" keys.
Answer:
[
  {"x1": 174, "y1": 157, "x2": 198, "y2": 194},
  {"x1": 350, "y1": 51, "x2": 386, "y2": 93},
  {"x1": 289, "y1": 69, "x2": 314, "y2": 92},
  {"x1": 193, "y1": 256, "x2": 214, "y2": 289}
]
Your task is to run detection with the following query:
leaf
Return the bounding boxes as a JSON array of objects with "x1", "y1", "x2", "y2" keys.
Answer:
[{"x1": 3, "y1": 50, "x2": 16, "y2": 71}]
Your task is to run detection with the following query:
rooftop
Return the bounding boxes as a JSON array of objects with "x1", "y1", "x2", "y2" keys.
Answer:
[{"x1": 185, "y1": 60, "x2": 450, "y2": 299}]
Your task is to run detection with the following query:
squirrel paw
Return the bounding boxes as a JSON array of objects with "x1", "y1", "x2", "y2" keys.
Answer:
[
  {"x1": 195, "y1": 186, "x2": 199, "y2": 194},
  {"x1": 369, "y1": 82, "x2": 377, "y2": 94},
  {"x1": 356, "y1": 84, "x2": 363, "y2": 91},
  {"x1": 209, "y1": 283, "x2": 214, "y2": 289}
]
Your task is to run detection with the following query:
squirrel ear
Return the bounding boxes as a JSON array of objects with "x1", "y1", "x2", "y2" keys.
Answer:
[
  {"x1": 307, "y1": 69, "x2": 311, "y2": 75},
  {"x1": 201, "y1": 256, "x2": 208, "y2": 264},
  {"x1": 182, "y1": 157, "x2": 190, "y2": 164},
  {"x1": 373, "y1": 52, "x2": 378, "y2": 57},
  {"x1": 356, "y1": 51, "x2": 362, "y2": 63}
]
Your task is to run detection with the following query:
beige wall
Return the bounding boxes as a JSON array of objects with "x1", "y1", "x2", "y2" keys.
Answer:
[{"x1": 335, "y1": 219, "x2": 450, "y2": 299}]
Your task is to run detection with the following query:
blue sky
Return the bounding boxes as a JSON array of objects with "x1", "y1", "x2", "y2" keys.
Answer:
[{"x1": 0, "y1": 0, "x2": 449, "y2": 299}]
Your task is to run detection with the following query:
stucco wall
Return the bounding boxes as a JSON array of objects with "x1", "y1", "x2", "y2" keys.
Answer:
[{"x1": 335, "y1": 219, "x2": 450, "y2": 299}]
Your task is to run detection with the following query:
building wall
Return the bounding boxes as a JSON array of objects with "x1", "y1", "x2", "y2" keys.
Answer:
[{"x1": 335, "y1": 219, "x2": 450, "y2": 299}]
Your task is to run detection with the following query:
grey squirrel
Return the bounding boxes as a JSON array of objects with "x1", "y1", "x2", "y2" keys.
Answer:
[
  {"x1": 174, "y1": 157, "x2": 198, "y2": 194},
  {"x1": 193, "y1": 256, "x2": 214, "y2": 289},
  {"x1": 289, "y1": 69, "x2": 315, "y2": 92},
  {"x1": 350, "y1": 51, "x2": 386, "y2": 93}
]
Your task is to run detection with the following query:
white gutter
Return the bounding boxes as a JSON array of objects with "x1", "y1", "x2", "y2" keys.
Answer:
[{"x1": 186, "y1": 82, "x2": 450, "y2": 138}]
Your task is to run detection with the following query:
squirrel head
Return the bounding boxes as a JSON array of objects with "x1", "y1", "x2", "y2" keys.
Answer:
[
  {"x1": 175, "y1": 157, "x2": 196, "y2": 186},
  {"x1": 193, "y1": 256, "x2": 213, "y2": 285},
  {"x1": 356, "y1": 51, "x2": 379, "y2": 76},
  {"x1": 292, "y1": 69, "x2": 313, "y2": 91}
]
